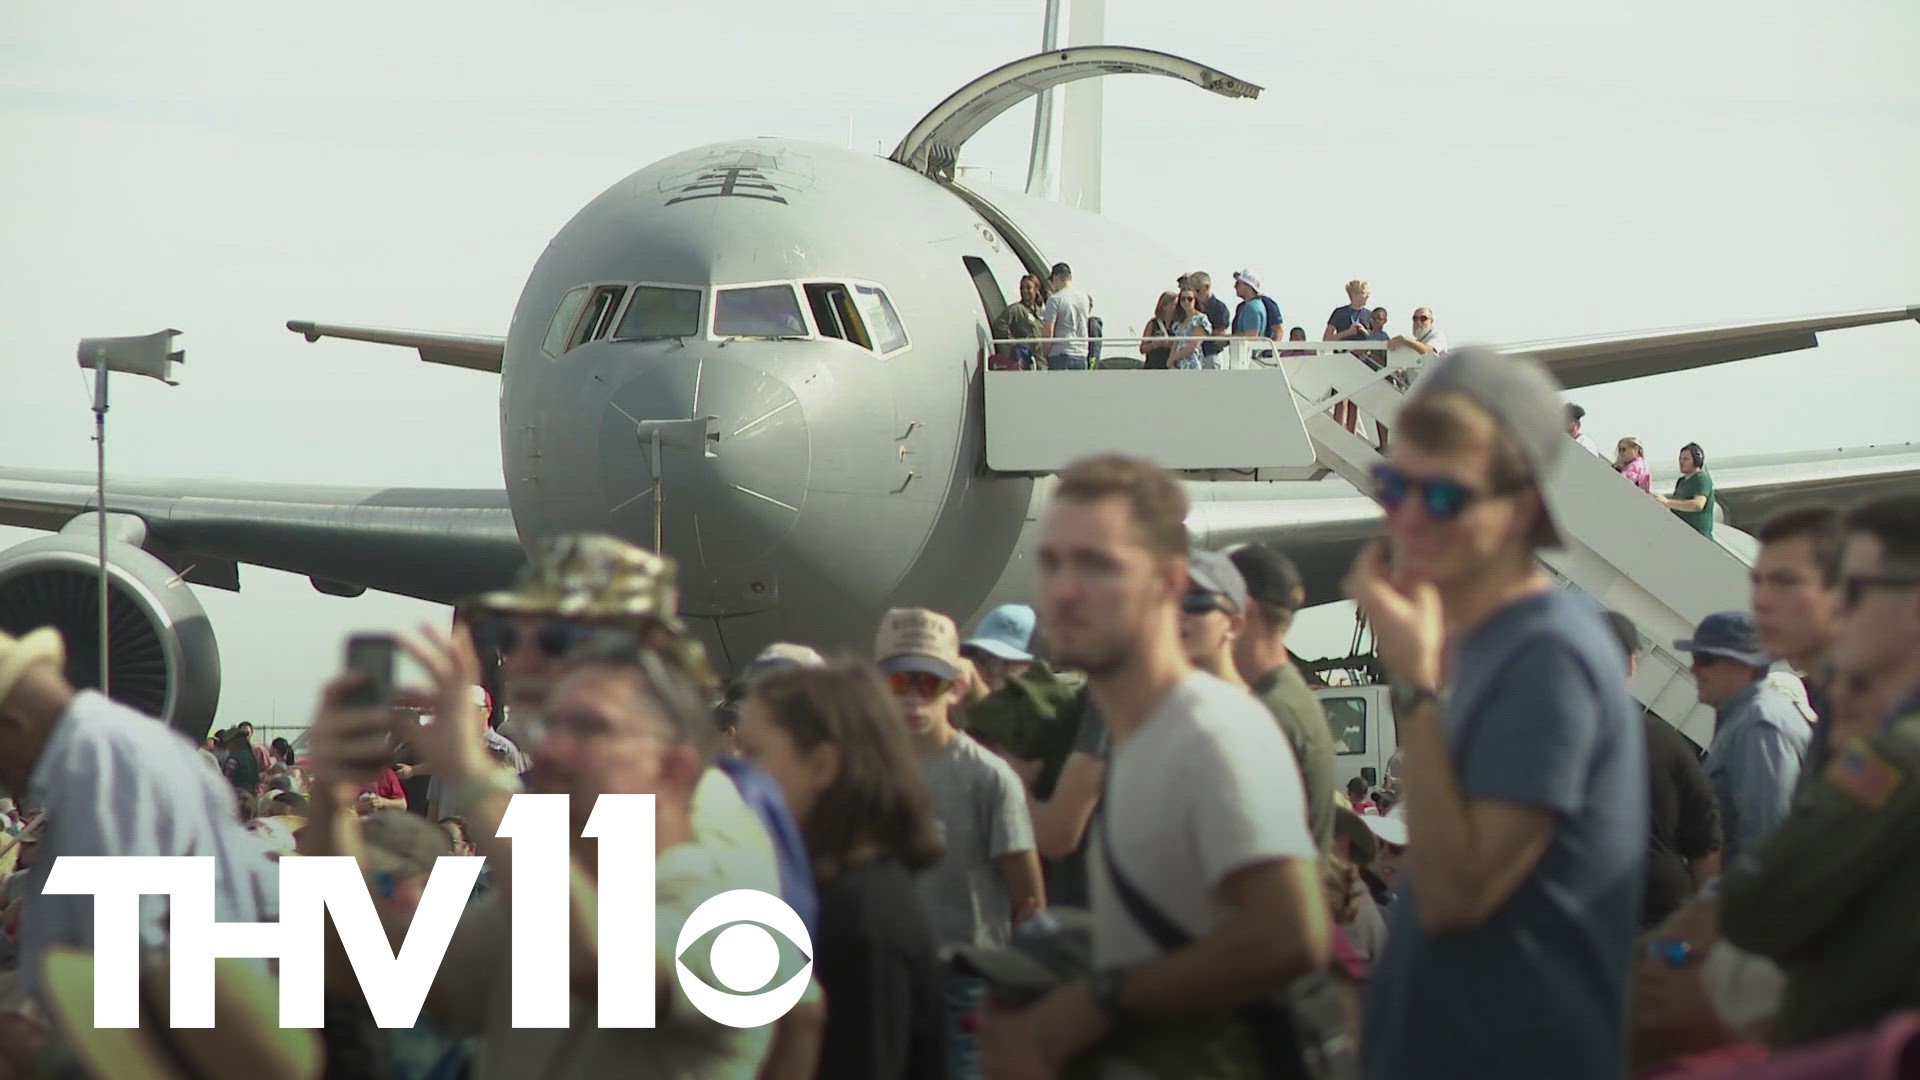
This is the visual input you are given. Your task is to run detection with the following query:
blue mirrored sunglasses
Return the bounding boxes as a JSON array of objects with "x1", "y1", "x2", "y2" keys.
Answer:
[{"x1": 1370, "y1": 463, "x2": 1483, "y2": 520}]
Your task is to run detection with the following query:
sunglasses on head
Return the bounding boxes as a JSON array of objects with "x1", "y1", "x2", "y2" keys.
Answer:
[
  {"x1": 887, "y1": 670, "x2": 954, "y2": 698},
  {"x1": 1370, "y1": 463, "x2": 1491, "y2": 520}
]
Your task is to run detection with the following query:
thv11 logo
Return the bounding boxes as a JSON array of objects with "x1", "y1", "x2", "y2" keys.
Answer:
[{"x1": 43, "y1": 793, "x2": 812, "y2": 1030}]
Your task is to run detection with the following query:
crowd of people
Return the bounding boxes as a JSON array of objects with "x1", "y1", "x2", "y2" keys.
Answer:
[
  {"x1": 1, "y1": 346, "x2": 1917, "y2": 1080},
  {"x1": 990, "y1": 269, "x2": 1445, "y2": 385}
]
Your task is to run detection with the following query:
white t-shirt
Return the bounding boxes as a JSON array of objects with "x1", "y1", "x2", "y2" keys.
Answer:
[
  {"x1": 1040, "y1": 287, "x2": 1092, "y2": 360},
  {"x1": 1091, "y1": 672, "x2": 1317, "y2": 970}
]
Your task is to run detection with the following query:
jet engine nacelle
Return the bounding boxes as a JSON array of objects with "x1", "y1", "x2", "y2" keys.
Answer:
[{"x1": 0, "y1": 529, "x2": 221, "y2": 741}]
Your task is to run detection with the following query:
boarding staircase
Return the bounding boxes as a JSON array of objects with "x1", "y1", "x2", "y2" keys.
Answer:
[
  {"x1": 1292, "y1": 346, "x2": 1750, "y2": 746},
  {"x1": 984, "y1": 337, "x2": 1753, "y2": 745}
]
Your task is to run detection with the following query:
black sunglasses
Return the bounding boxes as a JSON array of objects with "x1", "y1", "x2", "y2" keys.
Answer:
[
  {"x1": 1180, "y1": 591, "x2": 1228, "y2": 616},
  {"x1": 492, "y1": 618, "x2": 598, "y2": 659},
  {"x1": 1843, "y1": 573, "x2": 1920, "y2": 610},
  {"x1": 1370, "y1": 463, "x2": 1492, "y2": 520}
]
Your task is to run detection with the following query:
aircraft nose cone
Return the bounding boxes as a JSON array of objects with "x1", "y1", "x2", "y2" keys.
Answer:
[{"x1": 598, "y1": 357, "x2": 810, "y2": 617}]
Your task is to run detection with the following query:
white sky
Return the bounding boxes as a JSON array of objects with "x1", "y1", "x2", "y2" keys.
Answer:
[{"x1": 3, "y1": 0, "x2": 1916, "y2": 733}]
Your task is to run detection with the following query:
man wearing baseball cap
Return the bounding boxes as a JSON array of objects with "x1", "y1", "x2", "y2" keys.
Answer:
[
  {"x1": 1345, "y1": 347, "x2": 1646, "y2": 1080},
  {"x1": 1228, "y1": 544, "x2": 1339, "y2": 855},
  {"x1": 1673, "y1": 610, "x2": 1810, "y2": 860},
  {"x1": 876, "y1": 608, "x2": 1043, "y2": 1079},
  {"x1": 1179, "y1": 548, "x2": 1333, "y2": 855},
  {"x1": 1229, "y1": 269, "x2": 1283, "y2": 342},
  {"x1": 961, "y1": 604, "x2": 1037, "y2": 692}
]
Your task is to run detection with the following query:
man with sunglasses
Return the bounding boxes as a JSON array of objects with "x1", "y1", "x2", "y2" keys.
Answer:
[
  {"x1": 1718, "y1": 496, "x2": 1920, "y2": 1047},
  {"x1": 1344, "y1": 348, "x2": 1645, "y2": 1080},
  {"x1": 1672, "y1": 611, "x2": 1809, "y2": 862},
  {"x1": 457, "y1": 535, "x2": 817, "y2": 938},
  {"x1": 876, "y1": 607, "x2": 1042, "y2": 1080}
]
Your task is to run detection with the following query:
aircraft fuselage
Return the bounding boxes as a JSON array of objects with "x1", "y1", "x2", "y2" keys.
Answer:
[{"x1": 499, "y1": 138, "x2": 1197, "y2": 669}]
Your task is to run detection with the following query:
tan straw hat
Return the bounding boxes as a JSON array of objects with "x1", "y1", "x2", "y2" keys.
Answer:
[{"x1": 0, "y1": 627, "x2": 66, "y2": 707}]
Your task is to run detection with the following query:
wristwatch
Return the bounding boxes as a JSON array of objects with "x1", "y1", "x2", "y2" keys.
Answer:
[
  {"x1": 1391, "y1": 681, "x2": 1441, "y2": 717},
  {"x1": 1088, "y1": 967, "x2": 1128, "y2": 1024}
]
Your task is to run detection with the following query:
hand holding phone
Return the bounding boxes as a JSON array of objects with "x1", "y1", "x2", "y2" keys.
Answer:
[{"x1": 341, "y1": 634, "x2": 398, "y2": 710}]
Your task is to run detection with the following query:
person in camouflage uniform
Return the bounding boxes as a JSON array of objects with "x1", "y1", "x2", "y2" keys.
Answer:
[{"x1": 1719, "y1": 496, "x2": 1920, "y2": 1047}]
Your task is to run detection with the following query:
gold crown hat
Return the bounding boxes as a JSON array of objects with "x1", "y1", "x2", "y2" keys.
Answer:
[
  {"x1": 473, "y1": 534, "x2": 686, "y2": 631},
  {"x1": 470, "y1": 534, "x2": 716, "y2": 686}
]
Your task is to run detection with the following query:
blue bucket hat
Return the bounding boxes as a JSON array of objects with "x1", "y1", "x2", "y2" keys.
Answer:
[
  {"x1": 963, "y1": 604, "x2": 1036, "y2": 663},
  {"x1": 1674, "y1": 611, "x2": 1770, "y2": 669}
]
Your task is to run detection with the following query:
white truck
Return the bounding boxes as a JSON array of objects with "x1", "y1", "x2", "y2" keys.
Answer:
[{"x1": 1315, "y1": 683, "x2": 1399, "y2": 794}]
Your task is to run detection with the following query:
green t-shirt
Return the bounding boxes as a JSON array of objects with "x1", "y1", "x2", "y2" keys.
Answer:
[
  {"x1": 1672, "y1": 469, "x2": 1716, "y2": 537},
  {"x1": 1250, "y1": 663, "x2": 1338, "y2": 855}
]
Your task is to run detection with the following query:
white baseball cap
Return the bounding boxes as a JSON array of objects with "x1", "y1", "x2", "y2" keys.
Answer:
[{"x1": 1361, "y1": 804, "x2": 1408, "y2": 847}]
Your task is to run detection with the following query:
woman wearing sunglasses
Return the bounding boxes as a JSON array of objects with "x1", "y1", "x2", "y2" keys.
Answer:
[
  {"x1": 1615, "y1": 436, "x2": 1652, "y2": 492},
  {"x1": 735, "y1": 665, "x2": 948, "y2": 1080},
  {"x1": 1168, "y1": 289, "x2": 1213, "y2": 370}
]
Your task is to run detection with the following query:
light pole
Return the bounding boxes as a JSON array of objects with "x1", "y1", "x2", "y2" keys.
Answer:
[{"x1": 75, "y1": 330, "x2": 184, "y2": 697}]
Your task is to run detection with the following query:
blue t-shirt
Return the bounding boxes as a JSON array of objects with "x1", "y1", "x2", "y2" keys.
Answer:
[
  {"x1": 1232, "y1": 298, "x2": 1269, "y2": 336},
  {"x1": 715, "y1": 755, "x2": 820, "y2": 942},
  {"x1": 1362, "y1": 590, "x2": 1646, "y2": 1080}
]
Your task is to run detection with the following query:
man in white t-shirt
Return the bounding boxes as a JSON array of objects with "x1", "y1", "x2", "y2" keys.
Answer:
[
  {"x1": 1038, "y1": 262, "x2": 1093, "y2": 371},
  {"x1": 979, "y1": 454, "x2": 1333, "y2": 1079},
  {"x1": 1567, "y1": 402, "x2": 1604, "y2": 457}
]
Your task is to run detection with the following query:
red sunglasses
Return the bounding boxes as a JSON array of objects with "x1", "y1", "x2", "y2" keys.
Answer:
[{"x1": 887, "y1": 670, "x2": 954, "y2": 698}]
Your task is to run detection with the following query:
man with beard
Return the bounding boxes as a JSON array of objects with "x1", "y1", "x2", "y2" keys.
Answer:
[{"x1": 979, "y1": 455, "x2": 1331, "y2": 1079}]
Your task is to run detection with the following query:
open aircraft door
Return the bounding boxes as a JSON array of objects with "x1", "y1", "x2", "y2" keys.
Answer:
[{"x1": 891, "y1": 46, "x2": 1260, "y2": 181}]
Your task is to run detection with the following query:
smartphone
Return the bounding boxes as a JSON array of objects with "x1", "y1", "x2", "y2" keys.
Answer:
[{"x1": 341, "y1": 634, "x2": 398, "y2": 709}]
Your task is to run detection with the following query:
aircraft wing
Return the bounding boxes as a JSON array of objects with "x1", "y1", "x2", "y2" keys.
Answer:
[
  {"x1": 0, "y1": 467, "x2": 524, "y2": 603},
  {"x1": 284, "y1": 320, "x2": 505, "y2": 373},
  {"x1": 1710, "y1": 443, "x2": 1920, "y2": 528},
  {"x1": 1186, "y1": 442, "x2": 1920, "y2": 604},
  {"x1": 1498, "y1": 305, "x2": 1918, "y2": 389}
]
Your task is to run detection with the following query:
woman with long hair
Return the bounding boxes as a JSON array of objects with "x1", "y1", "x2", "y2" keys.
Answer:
[
  {"x1": 224, "y1": 728, "x2": 262, "y2": 797},
  {"x1": 1168, "y1": 287, "x2": 1213, "y2": 370},
  {"x1": 737, "y1": 664, "x2": 947, "y2": 1080},
  {"x1": 1615, "y1": 436, "x2": 1652, "y2": 492},
  {"x1": 991, "y1": 274, "x2": 1048, "y2": 370},
  {"x1": 1140, "y1": 290, "x2": 1177, "y2": 370}
]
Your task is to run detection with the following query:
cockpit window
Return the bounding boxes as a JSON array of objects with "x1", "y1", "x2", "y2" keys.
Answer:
[
  {"x1": 714, "y1": 285, "x2": 808, "y2": 338},
  {"x1": 542, "y1": 286, "x2": 591, "y2": 357},
  {"x1": 569, "y1": 285, "x2": 627, "y2": 351},
  {"x1": 853, "y1": 285, "x2": 909, "y2": 354},
  {"x1": 614, "y1": 286, "x2": 702, "y2": 341},
  {"x1": 804, "y1": 283, "x2": 872, "y2": 350}
]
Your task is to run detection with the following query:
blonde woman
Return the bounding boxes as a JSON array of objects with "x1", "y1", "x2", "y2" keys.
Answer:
[{"x1": 1616, "y1": 436, "x2": 1652, "y2": 492}]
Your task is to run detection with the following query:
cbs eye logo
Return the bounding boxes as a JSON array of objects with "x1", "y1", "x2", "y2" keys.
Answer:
[{"x1": 675, "y1": 889, "x2": 815, "y2": 1028}]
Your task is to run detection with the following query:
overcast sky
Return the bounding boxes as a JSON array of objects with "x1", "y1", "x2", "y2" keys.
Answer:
[{"x1": 3, "y1": 0, "x2": 1916, "y2": 734}]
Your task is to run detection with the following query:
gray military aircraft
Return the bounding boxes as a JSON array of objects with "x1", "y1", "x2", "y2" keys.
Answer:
[{"x1": 2, "y1": 39, "x2": 1917, "y2": 739}]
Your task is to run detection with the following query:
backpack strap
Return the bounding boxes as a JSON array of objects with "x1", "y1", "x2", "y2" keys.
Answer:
[{"x1": 1097, "y1": 772, "x2": 1192, "y2": 955}]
